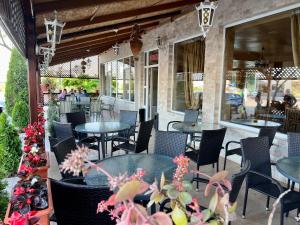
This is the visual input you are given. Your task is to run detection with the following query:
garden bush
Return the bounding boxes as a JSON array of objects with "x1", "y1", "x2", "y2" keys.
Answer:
[
  {"x1": 5, "y1": 48, "x2": 28, "y2": 115},
  {"x1": 0, "y1": 170, "x2": 8, "y2": 220},
  {"x1": 0, "y1": 113, "x2": 22, "y2": 176},
  {"x1": 12, "y1": 100, "x2": 30, "y2": 130},
  {"x1": 47, "y1": 98, "x2": 59, "y2": 137}
]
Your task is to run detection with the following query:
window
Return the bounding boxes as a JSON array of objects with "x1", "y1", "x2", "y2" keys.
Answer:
[
  {"x1": 172, "y1": 37, "x2": 205, "y2": 112},
  {"x1": 222, "y1": 11, "x2": 300, "y2": 133},
  {"x1": 104, "y1": 56, "x2": 135, "y2": 102}
]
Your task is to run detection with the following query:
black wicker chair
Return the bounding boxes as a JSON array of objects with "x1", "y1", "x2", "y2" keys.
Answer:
[
  {"x1": 105, "y1": 110, "x2": 138, "y2": 151},
  {"x1": 66, "y1": 112, "x2": 98, "y2": 149},
  {"x1": 167, "y1": 109, "x2": 199, "y2": 131},
  {"x1": 53, "y1": 121, "x2": 73, "y2": 140},
  {"x1": 53, "y1": 137, "x2": 78, "y2": 179},
  {"x1": 223, "y1": 126, "x2": 277, "y2": 170},
  {"x1": 154, "y1": 131, "x2": 188, "y2": 158},
  {"x1": 185, "y1": 128, "x2": 227, "y2": 189},
  {"x1": 287, "y1": 132, "x2": 300, "y2": 189},
  {"x1": 50, "y1": 177, "x2": 115, "y2": 225},
  {"x1": 111, "y1": 119, "x2": 154, "y2": 156},
  {"x1": 241, "y1": 136, "x2": 300, "y2": 225}
]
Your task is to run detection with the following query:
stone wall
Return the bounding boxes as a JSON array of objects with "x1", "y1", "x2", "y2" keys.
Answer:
[{"x1": 98, "y1": 0, "x2": 300, "y2": 181}]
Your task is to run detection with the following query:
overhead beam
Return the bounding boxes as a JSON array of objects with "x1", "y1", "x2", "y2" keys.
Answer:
[
  {"x1": 54, "y1": 22, "x2": 158, "y2": 49},
  {"x1": 55, "y1": 35, "x2": 130, "y2": 54},
  {"x1": 34, "y1": 0, "x2": 129, "y2": 14},
  {"x1": 37, "y1": 0, "x2": 202, "y2": 32},
  {"x1": 233, "y1": 50, "x2": 261, "y2": 61},
  {"x1": 38, "y1": 11, "x2": 180, "y2": 43}
]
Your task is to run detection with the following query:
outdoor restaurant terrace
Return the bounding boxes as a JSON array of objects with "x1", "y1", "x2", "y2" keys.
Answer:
[{"x1": 0, "y1": 0, "x2": 300, "y2": 225}]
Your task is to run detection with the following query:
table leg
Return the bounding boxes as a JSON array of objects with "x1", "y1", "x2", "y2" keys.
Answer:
[{"x1": 100, "y1": 134, "x2": 106, "y2": 159}]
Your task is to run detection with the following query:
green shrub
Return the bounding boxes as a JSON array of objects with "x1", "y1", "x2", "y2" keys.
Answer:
[
  {"x1": 5, "y1": 48, "x2": 28, "y2": 115},
  {"x1": 12, "y1": 100, "x2": 29, "y2": 130},
  {"x1": 0, "y1": 170, "x2": 8, "y2": 220},
  {"x1": 47, "y1": 99, "x2": 59, "y2": 136},
  {"x1": 0, "y1": 113, "x2": 22, "y2": 176}
]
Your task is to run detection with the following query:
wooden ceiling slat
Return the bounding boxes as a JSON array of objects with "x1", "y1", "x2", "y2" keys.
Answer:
[
  {"x1": 38, "y1": 11, "x2": 180, "y2": 43},
  {"x1": 54, "y1": 22, "x2": 158, "y2": 49},
  {"x1": 56, "y1": 35, "x2": 130, "y2": 54},
  {"x1": 35, "y1": 0, "x2": 129, "y2": 14},
  {"x1": 37, "y1": 0, "x2": 202, "y2": 32}
]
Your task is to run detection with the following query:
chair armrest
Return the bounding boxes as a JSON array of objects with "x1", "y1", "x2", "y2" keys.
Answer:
[
  {"x1": 167, "y1": 121, "x2": 182, "y2": 131},
  {"x1": 248, "y1": 170, "x2": 284, "y2": 193},
  {"x1": 225, "y1": 140, "x2": 241, "y2": 150}
]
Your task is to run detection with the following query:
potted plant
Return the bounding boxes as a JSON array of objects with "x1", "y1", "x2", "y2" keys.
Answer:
[{"x1": 4, "y1": 175, "x2": 52, "y2": 225}]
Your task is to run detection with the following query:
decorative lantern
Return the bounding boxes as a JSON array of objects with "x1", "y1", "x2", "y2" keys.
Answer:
[
  {"x1": 196, "y1": 0, "x2": 217, "y2": 37},
  {"x1": 112, "y1": 43, "x2": 120, "y2": 56},
  {"x1": 81, "y1": 59, "x2": 87, "y2": 74},
  {"x1": 38, "y1": 47, "x2": 55, "y2": 68},
  {"x1": 44, "y1": 10, "x2": 65, "y2": 47},
  {"x1": 130, "y1": 24, "x2": 143, "y2": 60}
]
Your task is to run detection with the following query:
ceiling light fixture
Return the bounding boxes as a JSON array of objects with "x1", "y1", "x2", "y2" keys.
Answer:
[{"x1": 196, "y1": 0, "x2": 218, "y2": 37}]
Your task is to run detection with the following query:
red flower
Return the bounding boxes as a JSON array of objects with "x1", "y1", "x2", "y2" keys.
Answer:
[
  {"x1": 14, "y1": 187, "x2": 25, "y2": 196},
  {"x1": 23, "y1": 145, "x2": 31, "y2": 153},
  {"x1": 26, "y1": 198, "x2": 32, "y2": 204}
]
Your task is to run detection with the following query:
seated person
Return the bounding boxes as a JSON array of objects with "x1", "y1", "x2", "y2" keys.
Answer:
[{"x1": 80, "y1": 90, "x2": 89, "y2": 97}]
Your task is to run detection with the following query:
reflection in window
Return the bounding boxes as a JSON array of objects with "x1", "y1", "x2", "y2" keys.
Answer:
[
  {"x1": 222, "y1": 11, "x2": 300, "y2": 133},
  {"x1": 172, "y1": 37, "x2": 205, "y2": 112},
  {"x1": 104, "y1": 56, "x2": 135, "y2": 102}
]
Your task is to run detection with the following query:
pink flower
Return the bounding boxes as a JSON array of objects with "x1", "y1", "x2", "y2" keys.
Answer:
[{"x1": 172, "y1": 155, "x2": 190, "y2": 189}]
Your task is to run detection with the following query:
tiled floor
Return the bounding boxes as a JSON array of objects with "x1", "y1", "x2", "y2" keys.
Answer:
[{"x1": 48, "y1": 112, "x2": 298, "y2": 225}]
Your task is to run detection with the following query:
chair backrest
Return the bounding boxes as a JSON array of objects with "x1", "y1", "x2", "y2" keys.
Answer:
[
  {"x1": 79, "y1": 96, "x2": 91, "y2": 102},
  {"x1": 197, "y1": 128, "x2": 227, "y2": 166},
  {"x1": 288, "y1": 132, "x2": 300, "y2": 157},
  {"x1": 135, "y1": 119, "x2": 154, "y2": 153},
  {"x1": 240, "y1": 136, "x2": 271, "y2": 187},
  {"x1": 59, "y1": 101, "x2": 72, "y2": 114},
  {"x1": 53, "y1": 137, "x2": 77, "y2": 178},
  {"x1": 154, "y1": 131, "x2": 188, "y2": 158},
  {"x1": 229, "y1": 160, "x2": 251, "y2": 203},
  {"x1": 66, "y1": 95, "x2": 76, "y2": 102},
  {"x1": 90, "y1": 100, "x2": 101, "y2": 113},
  {"x1": 258, "y1": 126, "x2": 277, "y2": 147},
  {"x1": 50, "y1": 178, "x2": 114, "y2": 225},
  {"x1": 66, "y1": 111, "x2": 86, "y2": 128},
  {"x1": 183, "y1": 109, "x2": 199, "y2": 123},
  {"x1": 119, "y1": 110, "x2": 137, "y2": 137},
  {"x1": 53, "y1": 121, "x2": 73, "y2": 140}
]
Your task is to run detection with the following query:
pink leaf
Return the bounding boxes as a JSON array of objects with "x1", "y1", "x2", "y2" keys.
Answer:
[{"x1": 151, "y1": 212, "x2": 173, "y2": 225}]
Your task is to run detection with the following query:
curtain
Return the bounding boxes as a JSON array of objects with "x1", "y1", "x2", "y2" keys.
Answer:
[
  {"x1": 183, "y1": 40, "x2": 205, "y2": 109},
  {"x1": 291, "y1": 11, "x2": 300, "y2": 67}
]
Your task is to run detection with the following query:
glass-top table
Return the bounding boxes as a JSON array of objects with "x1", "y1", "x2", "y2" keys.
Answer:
[
  {"x1": 75, "y1": 122, "x2": 130, "y2": 159},
  {"x1": 276, "y1": 156, "x2": 300, "y2": 184},
  {"x1": 85, "y1": 154, "x2": 176, "y2": 186},
  {"x1": 230, "y1": 119, "x2": 281, "y2": 128},
  {"x1": 172, "y1": 122, "x2": 223, "y2": 133}
]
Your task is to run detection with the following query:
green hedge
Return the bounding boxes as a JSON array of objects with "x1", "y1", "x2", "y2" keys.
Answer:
[
  {"x1": 5, "y1": 48, "x2": 28, "y2": 115},
  {"x1": 0, "y1": 113, "x2": 22, "y2": 177},
  {"x1": 12, "y1": 100, "x2": 30, "y2": 131},
  {"x1": 0, "y1": 170, "x2": 8, "y2": 220}
]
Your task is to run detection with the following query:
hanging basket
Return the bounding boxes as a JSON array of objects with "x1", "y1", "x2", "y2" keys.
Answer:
[{"x1": 130, "y1": 38, "x2": 143, "y2": 60}]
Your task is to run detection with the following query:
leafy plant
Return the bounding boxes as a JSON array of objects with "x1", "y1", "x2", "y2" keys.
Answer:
[
  {"x1": 5, "y1": 48, "x2": 28, "y2": 115},
  {"x1": 0, "y1": 170, "x2": 8, "y2": 220},
  {"x1": 0, "y1": 113, "x2": 22, "y2": 177},
  {"x1": 62, "y1": 77, "x2": 99, "y2": 93},
  {"x1": 46, "y1": 99, "x2": 59, "y2": 137},
  {"x1": 12, "y1": 101, "x2": 30, "y2": 131}
]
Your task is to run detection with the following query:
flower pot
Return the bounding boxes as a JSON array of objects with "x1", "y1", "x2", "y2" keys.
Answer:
[
  {"x1": 18, "y1": 152, "x2": 50, "y2": 179},
  {"x1": 4, "y1": 179, "x2": 53, "y2": 225}
]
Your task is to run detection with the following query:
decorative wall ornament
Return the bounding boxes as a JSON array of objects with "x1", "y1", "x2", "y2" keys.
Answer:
[
  {"x1": 196, "y1": 0, "x2": 218, "y2": 37},
  {"x1": 130, "y1": 24, "x2": 143, "y2": 60}
]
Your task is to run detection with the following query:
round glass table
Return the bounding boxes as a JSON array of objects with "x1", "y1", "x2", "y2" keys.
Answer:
[
  {"x1": 230, "y1": 119, "x2": 281, "y2": 128},
  {"x1": 172, "y1": 122, "x2": 223, "y2": 133},
  {"x1": 84, "y1": 154, "x2": 176, "y2": 186},
  {"x1": 75, "y1": 122, "x2": 130, "y2": 159},
  {"x1": 276, "y1": 156, "x2": 300, "y2": 184}
]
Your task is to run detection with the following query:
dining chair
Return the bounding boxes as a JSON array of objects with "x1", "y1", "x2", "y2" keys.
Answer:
[
  {"x1": 53, "y1": 137, "x2": 78, "y2": 179},
  {"x1": 287, "y1": 132, "x2": 300, "y2": 189},
  {"x1": 50, "y1": 177, "x2": 114, "y2": 225},
  {"x1": 185, "y1": 128, "x2": 227, "y2": 189},
  {"x1": 90, "y1": 100, "x2": 102, "y2": 121},
  {"x1": 240, "y1": 136, "x2": 300, "y2": 225},
  {"x1": 167, "y1": 109, "x2": 199, "y2": 131},
  {"x1": 154, "y1": 130, "x2": 188, "y2": 158},
  {"x1": 59, "y1": 101, "x2": 73, "y2": 117},
  {"x1": 223, "y1": 126, "x2": 277, "y2": 170},
  {"x1": 111, "y1": 119, "x2": 154, "y2": 156}
]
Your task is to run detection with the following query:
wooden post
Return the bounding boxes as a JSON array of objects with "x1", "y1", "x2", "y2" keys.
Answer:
[{"x1": 23, "y1": 0, "x2": 39, "y2": 123}]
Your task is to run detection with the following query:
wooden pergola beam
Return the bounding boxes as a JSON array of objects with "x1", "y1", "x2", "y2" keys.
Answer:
[
  {"x1": 34, "y1": 0, "x2": 129, "y2": 14},
  {"x1": 55, "y1": 35, "x2": 130, "y2": 54},
  {"x1": 37, "y1": 0, "x2": 202, "y2": 32},
  {"x1": 38, "y1": 11, "x2": 180, "y2": 43},
  {"x1": 54, "y1": 22, "x2": 158, "y2": 49}
]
